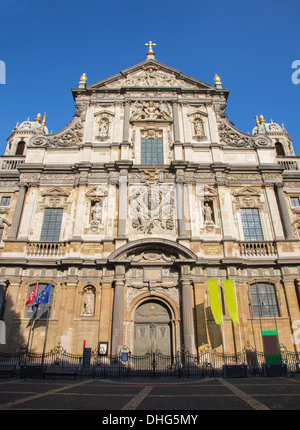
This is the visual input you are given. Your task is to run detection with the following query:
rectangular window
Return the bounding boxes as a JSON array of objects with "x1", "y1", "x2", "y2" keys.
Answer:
[
  {"x1": 250, "y1": 283, "x2": 279, "y2": 318},
  {"x1": 240, "y1": 208, "x2": 264, "y2": 241},
  {"x1": 24, "y1": 283, "x2": 53, "y2": 319},
  {"x1": 0, "y1": 228, "x2": 3, "y2": 242},
  {"x1": 40, "y1": 208, "x2": 63, "y2": 241},
  {"x1": 1, "y1": 197, "x2": 11, "y2": 206},
  {"x1": 141, "y1": 139, "x2": 163, "y2": 165},
  {"x1": 290, "y1": 197, "x2": 300, "y2": 207}
]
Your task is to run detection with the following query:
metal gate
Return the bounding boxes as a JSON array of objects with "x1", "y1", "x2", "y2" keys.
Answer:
[{"x1": 1, "y1": 343, "x2": 299, "y2": 379}]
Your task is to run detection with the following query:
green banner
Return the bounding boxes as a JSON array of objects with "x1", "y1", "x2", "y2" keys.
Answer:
[
  {"x1": 207, "y1": 280, "x2": 223, "y2": 325},
  {"x1": 223, "y1": 280, "x2": 239, "y2": 324}
]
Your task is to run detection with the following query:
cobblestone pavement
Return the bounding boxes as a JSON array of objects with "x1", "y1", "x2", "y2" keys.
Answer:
[{"x1": 0, "y1": 377, "x2": 300, "y2": 414}]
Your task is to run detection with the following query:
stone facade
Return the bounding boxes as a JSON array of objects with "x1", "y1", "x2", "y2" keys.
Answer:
[{"x1": 0, "y1": 49, "x2": 300, "y2": 357}]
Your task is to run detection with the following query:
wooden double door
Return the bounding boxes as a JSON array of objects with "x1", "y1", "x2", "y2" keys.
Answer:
[{"x1": 134, "y1": 300, "x2": 172, "y2": 356}]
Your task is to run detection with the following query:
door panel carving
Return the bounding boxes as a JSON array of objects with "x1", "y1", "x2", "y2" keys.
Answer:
[{"x1": 134, "y1": 300, "x2": 172, "y2": 355}]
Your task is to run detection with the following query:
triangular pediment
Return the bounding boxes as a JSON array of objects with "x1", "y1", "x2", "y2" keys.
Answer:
[
  {"x1": 87, "y1": 59, "x2": 216, "y2": 91},
  {"x1": 233, "y1": 187, "x2": 261, "y2": 197},
  {"x1": 41, "y1": 187, "x2": 70, "y2": 197}
]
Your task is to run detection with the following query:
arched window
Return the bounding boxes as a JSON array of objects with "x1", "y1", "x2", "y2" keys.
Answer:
[
  {"x1": 16, "y1": 141, "x2": 25, "y2": 155},
  {"x1": 250, "y1": 283, "x2": 279, "y2": 318},
  {"x1": 275, "y1": 141, "x2": 285, "y2": 156}
]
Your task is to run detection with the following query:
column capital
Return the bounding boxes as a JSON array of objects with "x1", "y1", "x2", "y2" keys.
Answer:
[
  {"x1": 0, "y1": 280, "x2": 9, "y2": 288},
  {"x1": 114, "y1": 160, "x2": 133, "y2": 173},
  {"x1": 114, "y1": 279, "x2": 125, "y2": 288},
  {"x1": 274, "y1": 182, "x2": 284, "y2": 189}
]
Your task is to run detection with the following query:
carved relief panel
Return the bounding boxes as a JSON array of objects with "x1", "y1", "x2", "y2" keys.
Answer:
[
  {"x1": 129, "y1": 184, "x2": 175, "y2": 235},
  {"x1": 130, "y1": 100, "x2": 172, "y2": 122}
]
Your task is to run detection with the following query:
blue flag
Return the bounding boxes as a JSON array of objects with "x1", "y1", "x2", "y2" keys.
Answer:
[{"x1": 33, "y1": 283, "x2": 51, "y2": 308}]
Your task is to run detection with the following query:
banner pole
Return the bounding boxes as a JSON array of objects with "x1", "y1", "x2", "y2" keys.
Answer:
[
  {"x1": 219, "y1": 282, "x2": 226, "y2": 365},
  {"x1": 42, "y1": 304, "x2": 51, "y2": 366},
  {"x1": 232, "y1": 280, "x2": 243, "y2": 362}
]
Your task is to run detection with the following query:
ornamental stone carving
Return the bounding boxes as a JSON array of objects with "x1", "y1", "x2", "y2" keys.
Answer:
[
  {"x1": 103, "y1": 65, "x2": 199, "y2": 89},
  {"x1": 130, "y1": 100, "x2": 172, "y2": 121},
  {"x1": 218, "y1": 118, "x2": 254, "y2": 148},
  {"x1": 40, "y1": 187, "x2": 71, "y2": 208},
  {"x1": 129, "y1": 184, "x2": 175, "y2": 235},
  {"x1": 29, "y1": 115, "x2": 85, "y2": 148}
]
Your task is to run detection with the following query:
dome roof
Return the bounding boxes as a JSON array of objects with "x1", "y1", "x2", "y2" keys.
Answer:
[
  {"x1": 252, "y1": 115, "x2": 283, "y2": 135},
  {"x1": 17, "y1": 113, "x2": 49, "y2": 134}
]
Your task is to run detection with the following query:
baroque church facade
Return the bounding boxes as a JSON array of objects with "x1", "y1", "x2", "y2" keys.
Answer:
[{"x1": 0, "y1": 44, "x2": 300, "y2": 357}]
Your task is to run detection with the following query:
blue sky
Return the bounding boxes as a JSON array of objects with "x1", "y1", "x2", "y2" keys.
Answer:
[{"x1": 0, "y1": 0, "x2": 299, "y2": 154}]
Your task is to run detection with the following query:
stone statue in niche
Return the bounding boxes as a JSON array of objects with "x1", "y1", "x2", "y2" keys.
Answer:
[
  {"x1": 203, "y1": 202, "x2": 213, "y2": 222},
  {"x1": 90, "y1": 200, "x2": 103, "y2": 223},
  {"x1": 82, "y1": 287, "x2": 95, "y2": 316},
  {"x1": 193, "y1": 117, "x2": 206, "y2": 141},
  {"x1": 86, "y1": 186, "x2": 108, "y2": 232},
  {"x1": 90, "y1": 200, "x2": 103, "y2": 232},
  {"x1": 203, "y1": 201, "x2": 215, "y2": 231},
  {"x1": 96, "y1": 117, "x2": 110, "y2": 141},
  {"x1": 99, "y1": 119, "x2": 109, "y2": 137},
  {"x1": 194, "y1": 118, "x2": 204, "y2": 135}
]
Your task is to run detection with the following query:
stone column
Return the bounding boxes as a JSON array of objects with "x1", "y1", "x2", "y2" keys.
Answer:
[
  {"x1": 117, "y1": 173, "x2": 127, "y2": 237},
  {"x1": 172, "y1": 102, "x2": 180, "y2": 143},
  {"x1": 275, "y1": 184, "x2": 294, "y2": 239},
  {"x1": 176, "y1": 182, "x2": 187, "y2": 238},
  {"x1": 8, "y1": 184, "x2": 27, "y2": 239},
  {"x1": 111, "y1": 279, "x2": 125, "y2": 356},
  {"x1": 120, "y1": 102, "x2": 131, "y2": 160},
  {"x1": 174, "y1": 166, "x2": 188, "y2": 238},
  {"x1": 181, "y1": 279, "x2": 196, "y2": 354},
  {"x1": 0, "y1": 280, "x2": 8, "y2": 319},
  {"x1": 73, "y1": 185, "x2": 86, "y2": 240},
  {"x1": 122, "y1": 101, "x2": 130, "y2": 144}
]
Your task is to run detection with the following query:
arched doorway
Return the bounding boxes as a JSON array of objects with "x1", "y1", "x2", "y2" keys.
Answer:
[{"x1": 134, "y1": 299, "x2": 172, "y2": 356}]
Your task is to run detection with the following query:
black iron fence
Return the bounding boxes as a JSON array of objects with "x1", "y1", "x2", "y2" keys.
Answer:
[{"x1": 0, "y1": 344, "x2": 299, "y2": 379}]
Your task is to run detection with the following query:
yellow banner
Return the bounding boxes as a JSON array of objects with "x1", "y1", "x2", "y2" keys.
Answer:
[
  {"x1": 207, "y1": 280, "x2": 223, "y2": 325},
  {"x1": 223, "y1": 280, "x2": 239, "y2": 324}
]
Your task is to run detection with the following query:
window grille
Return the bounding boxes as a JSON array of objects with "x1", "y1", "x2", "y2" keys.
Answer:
[
  {"x1": 250, "y1": 283, "x2": 279, "y2": 318},
  {"x1": 241, "y1": 208, "x2": 263, "y2": 241},
  {"x1": 141, "y1": 139, "x2": 163, "y2": 165},
  {"x1": 40, "y1": 208, "x2": 63, "y2": 242}
]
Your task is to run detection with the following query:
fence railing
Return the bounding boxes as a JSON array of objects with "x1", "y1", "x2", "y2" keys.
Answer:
[
  {"x1": 26, "y1": 242, "x2": 67, "y2": 257},
  {"x1": 0, "y1": 156, "x2": 25, "y2": 170},
  {"x1": 0, "y1": 344, "x2": 299, "y2": 379},
  {"x1": 277, "y1": 157, "x2": 300, "y2": 171},
  {"x1": 239, "y1": 241, "x2": 277, "y2": 257}
]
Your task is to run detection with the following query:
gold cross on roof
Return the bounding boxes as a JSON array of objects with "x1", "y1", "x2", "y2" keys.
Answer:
[{"x1": 145, "y1": 41, "x2": 156, "y2": 54}]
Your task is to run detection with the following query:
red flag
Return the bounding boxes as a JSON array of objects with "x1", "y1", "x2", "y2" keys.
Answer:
[{"x1": 26, "y1": 283, "x2": 38, "y2": 306}]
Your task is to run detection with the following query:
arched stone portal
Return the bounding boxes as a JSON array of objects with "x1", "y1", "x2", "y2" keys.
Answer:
[
  {"x1": 134, "y1": 299, "x2": 172, "y2": 356},
  {"x1": 109, "y1": 238, "x2": 197, "y2": 356}
]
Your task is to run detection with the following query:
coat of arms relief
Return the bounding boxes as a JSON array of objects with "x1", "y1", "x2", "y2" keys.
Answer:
[{"x1": 129, "y1": 184, "x2": 175, "y2": 235}]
